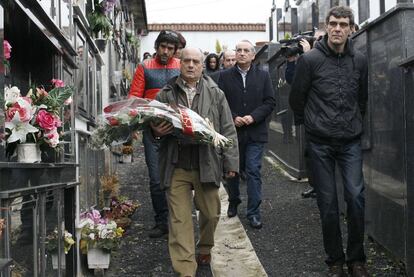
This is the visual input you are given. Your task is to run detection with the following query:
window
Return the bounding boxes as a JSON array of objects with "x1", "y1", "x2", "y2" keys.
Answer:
[
  {"x1": 359, "y1": 0, "x2": 369, "y2": 23},
  {"x1": 38, "y1": 0, "x2": 59, "y2": 25},
  {"x1": 75, "y1": 33, "x2": 87, "y2": 114},
  {"x1": 62, "y1": 66, "x2": 75, "y2": 162},
  {"x1": 87, "y1": 50, "x2": 95, "y2": 118},
  {"x1": 60, "y1": 0, "x2": 72, "y2": 40},
  {"x1": 96, "y1": 64, "x2": 102, "y2": 116}
]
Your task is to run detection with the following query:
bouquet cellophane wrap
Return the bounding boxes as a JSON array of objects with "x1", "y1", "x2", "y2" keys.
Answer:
[{"x1": 90, "y1": 98, "x2": 233, "y2": 149}]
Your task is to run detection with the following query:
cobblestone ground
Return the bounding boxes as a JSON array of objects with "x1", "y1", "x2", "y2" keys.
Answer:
[{"x1": 99, "y1": 143, "x2": 406, "y2": 277}]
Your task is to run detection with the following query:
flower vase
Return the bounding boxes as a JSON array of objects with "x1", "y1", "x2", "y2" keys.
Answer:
[
  {"x1": 87, "y1": 247, "x2": 111, "y2": 269},
  {"x1": 51, "y1": 251, "x2": 66, "y2": 269},
  {"x1": 17, "y1": 143, "x2": 41, "y2": 163},
  {"x1": 121, "y1": 154, "x2": 132, "y2": 163}
]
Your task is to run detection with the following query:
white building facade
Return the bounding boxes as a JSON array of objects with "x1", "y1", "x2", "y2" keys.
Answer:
[{"x1": 140, "y1": 23, "x2": 268, "y2": 56}]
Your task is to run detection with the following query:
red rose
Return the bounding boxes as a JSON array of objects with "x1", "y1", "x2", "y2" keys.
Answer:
[
  {"x1": 108, "y1": 117, "x2": 119, "y2": 126},
  {"x1": 36, "y1": 109, "x2": 58, "y2": 131}
]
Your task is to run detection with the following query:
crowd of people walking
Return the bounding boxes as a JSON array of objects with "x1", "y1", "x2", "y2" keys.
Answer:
[{"x1": 127, "y1": 5, "x2": 370, "y2": 277}]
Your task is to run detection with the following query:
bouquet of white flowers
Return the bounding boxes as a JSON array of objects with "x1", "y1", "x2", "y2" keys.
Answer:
[{"x1": 90, "y1": 97, "x2": 233, "y2": 149}]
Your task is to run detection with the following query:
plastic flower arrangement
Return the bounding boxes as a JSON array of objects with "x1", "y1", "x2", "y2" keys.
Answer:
[
  {"x1": 88, "y1": 0, "x2": 114, "y2": 39},
  {"x1": 79, "y1": 208, "x2": 124, "y2": 253},
  {"x1": 46, "y1": 228, "x2": 75, "y2": 254},
  {"x1": 4, "y1": 79, "x2": 73, "y2": 156},
  {"x1": 121, "y1": 145, "x2": 133, "y2": 155},
  {"x1": 89, "y1": 97, "x2": 233, "y2": 150},
  {"x1": 108, "y1": 196, "x2": 140, "y2": 219},
  {"x1": 3, "y1": 40, "x2": 11, "y2": 68}
]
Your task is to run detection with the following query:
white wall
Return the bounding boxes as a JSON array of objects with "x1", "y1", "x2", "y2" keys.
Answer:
[{"x1": 140, "y1": 31, "x2": 268, "y2": 57}]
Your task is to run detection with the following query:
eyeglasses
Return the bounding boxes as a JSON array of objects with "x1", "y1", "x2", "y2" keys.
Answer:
[{"x1": 328, "y1": 21, "x2": 350, "y2": 29}]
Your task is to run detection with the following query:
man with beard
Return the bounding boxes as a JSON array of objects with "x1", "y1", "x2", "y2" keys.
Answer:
[{"x1": 129, "y1": 30, "x2": 181, "y2": 238}]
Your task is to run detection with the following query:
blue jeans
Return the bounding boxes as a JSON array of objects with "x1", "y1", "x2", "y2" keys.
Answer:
[
  {"x1": 227, "y1": 141, "x2": 264, "y2": 220},
  {"x1": 143, "y1": 129, "x2": 168, "y2": 227},
  {"x1": 307, "y1": 139, "x2": 366, "y2": 266}
]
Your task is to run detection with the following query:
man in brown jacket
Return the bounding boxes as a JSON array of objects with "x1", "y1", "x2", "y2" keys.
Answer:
[{"x1": 150, "y1": 47, "x2": 239, "y2": 277}]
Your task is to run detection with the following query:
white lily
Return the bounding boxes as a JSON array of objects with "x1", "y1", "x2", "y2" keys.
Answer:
[
  {"x1": 5, "y1": 113, "x2": 38, "y2": 143},
  {"x1": 4, "y1": 86, "x2": 20, "y2": 105}
]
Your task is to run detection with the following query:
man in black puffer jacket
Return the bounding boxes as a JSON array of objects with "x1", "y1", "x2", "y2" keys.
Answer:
[{"x1": 290, "y1": 6, "x2": 369, "y2": 277}]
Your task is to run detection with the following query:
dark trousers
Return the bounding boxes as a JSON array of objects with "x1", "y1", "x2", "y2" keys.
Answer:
[
  {"x1": 143, "y1": 129, "x2": 168, "y2": 227},
  {"x1": 227, "y1": 141, "x2": 264, "y2": 220},
  {"x1": 307, "y1": 139, "x2": 366, "y2": 266}
]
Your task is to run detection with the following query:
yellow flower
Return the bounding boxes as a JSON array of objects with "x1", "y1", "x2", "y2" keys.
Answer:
[{"x1": 116, "y1": 227, "x2": 124, "y2": 237}]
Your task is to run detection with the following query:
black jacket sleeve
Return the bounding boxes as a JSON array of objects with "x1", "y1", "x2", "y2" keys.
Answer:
[
  {"x1": 289, "y1": 55, "x2": 312, "y2": 125},
  {"x1": 285, "y1": 61, "x2": 296, "y2": 85}
]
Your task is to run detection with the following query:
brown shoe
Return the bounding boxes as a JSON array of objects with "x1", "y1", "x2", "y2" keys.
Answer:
[
  {"x1": 348, "y1": 262, "x2": 370, "y2": 277},
  {"x1": 196, "y1": 253, "x2": 211, "y2": 266},
  {"x1": 328, "y1": 264, "x2": 346, "y2": 277}
]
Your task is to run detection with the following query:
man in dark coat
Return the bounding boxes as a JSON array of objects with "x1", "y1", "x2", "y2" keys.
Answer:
[
  {"x1": 217, "y1": 40, "x2": 276, "y2": 229},
  {"x1": 289, "y1": 6, "x2": 369, "y2": 277}
]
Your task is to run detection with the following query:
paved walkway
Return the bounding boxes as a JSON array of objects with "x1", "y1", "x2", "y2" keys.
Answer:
[{"x1": 96, "y1": 142, "x2": 406, "y2": 277}]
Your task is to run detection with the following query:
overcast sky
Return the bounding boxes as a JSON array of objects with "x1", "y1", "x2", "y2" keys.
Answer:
[{"x1": 145, "y1": 0, "x2": 287, "y2": 24}]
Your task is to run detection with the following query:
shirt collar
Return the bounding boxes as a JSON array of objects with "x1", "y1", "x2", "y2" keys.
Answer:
[
  {"x1": 181, "y1": 78, "x2": 200, "y2": 90},
  {"x1": 237, "y1": 65, "x2": 251, "y2": 75}
]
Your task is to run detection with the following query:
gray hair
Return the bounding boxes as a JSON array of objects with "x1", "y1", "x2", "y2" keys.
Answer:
[
  {"x1": 179, "y1": 47, "x2": 204, "y2": 62},
  {"x1": 236, "y1": 40, "x2": 256, "y2": 54}
]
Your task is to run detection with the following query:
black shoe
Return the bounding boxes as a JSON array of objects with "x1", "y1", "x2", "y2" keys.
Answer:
[
  {"x1": 227, "y1": 200, "x2": 241, "y2": 218},
  {"x1": 301, "y1": 188, "x2": 316, "y2": 198},
  {"x1": 148, "y1": 225, "x2": 168, "y2": 238},
  {"x1": 249, "y1": 216, "x2": 262, "y2": 229},
  {"x1": 328, "y1": 264, "x2": 346, "y2": 277}
]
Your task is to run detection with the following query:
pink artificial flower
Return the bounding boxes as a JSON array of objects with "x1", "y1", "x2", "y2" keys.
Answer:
[
  {"x1": 5, "y1": 97, "x2": 33, "y2": 122},
  {"x1": 128, "y1": 109, "x2": 138, "y2": 117},
  {"x1": 4, "y1": 40, "x2": 11, "y2": 60},
  {"x1": 88, "y1": 209, "x2": 102, "y2": 224},
  {"x1": 64, "y1": 96, "x2": 73, "y2": 105},
  {"x1": 51, "y1": 79, "x2": 65, "y2": 88},
  {"x1": 36, "y1": 109, "x2": 59, "y2": 131},
  {"x1": 44, "y1": 129, "x2": 60, "y2": 147}
]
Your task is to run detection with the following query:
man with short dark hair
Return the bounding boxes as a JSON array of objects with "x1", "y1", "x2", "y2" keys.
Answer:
[
  {"x1": 289, "y1": 6, "x2": 369, "y2": 277},
  {"x1": 218, "y1": 40, "x2": 276, "y2": 229},
  {"x1": 151, "y1": 47, "x2": 239, "y2": 277},
  {"x1": 129, "y1": 30, "x2": 181, "y2": 238}
]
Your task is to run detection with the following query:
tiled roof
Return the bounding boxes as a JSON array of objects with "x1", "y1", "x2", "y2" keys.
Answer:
[{"x1": 148, "y1": 23, "x2": 266, "y2": 32}]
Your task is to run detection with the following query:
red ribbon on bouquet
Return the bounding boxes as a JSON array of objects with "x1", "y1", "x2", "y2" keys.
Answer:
[{"x1": 178, "y1": 107, "x2": 194, "y2": 136}]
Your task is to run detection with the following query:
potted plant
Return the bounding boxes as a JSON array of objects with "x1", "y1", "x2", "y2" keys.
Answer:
[
  {"x1": 46, "y1": 228, "x2": 75, "y2": 269},
  {"x1": 107, "y1": 196, "x2": 140, "y2": 229},
  {"x1": 99, "y1": 174, "x2": 119, "y2": 207},
  {"x1": 120, "y1": 145, "x2": 133, "y2": 163},
  {"x1": 4, "y1": 80, "x2": 73, "y2": 162},
  {"x1": 79, "y1": 209, "x2": 124, "y2": 269},
  {"x1": 88, "y1": 0, "x2": 114, "y2": 51}
]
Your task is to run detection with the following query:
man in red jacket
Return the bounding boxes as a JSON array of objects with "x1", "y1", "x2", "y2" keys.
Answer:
[{"x1": 129, "y1": 30, "x2": 181, "y2": 238}]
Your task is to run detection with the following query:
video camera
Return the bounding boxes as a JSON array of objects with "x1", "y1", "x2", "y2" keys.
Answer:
[{"x1": 279, "y1": 30, "x2": 316, "y2": 57}]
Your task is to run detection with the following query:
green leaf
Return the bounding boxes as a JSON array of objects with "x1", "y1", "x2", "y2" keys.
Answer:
[{"x1": 47, "y1": 86, "x2": 73, "y2": 108}]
